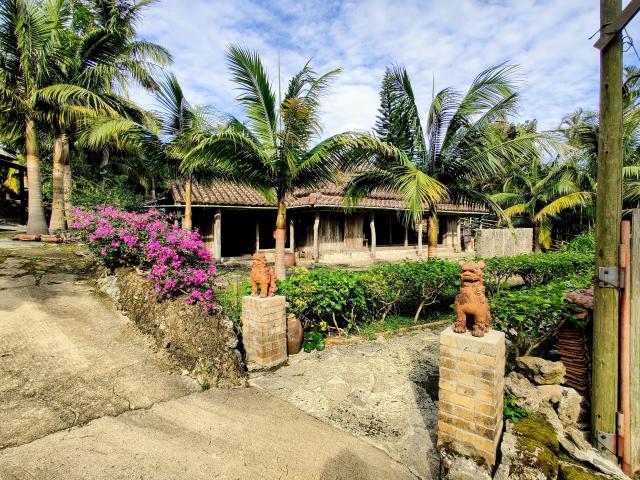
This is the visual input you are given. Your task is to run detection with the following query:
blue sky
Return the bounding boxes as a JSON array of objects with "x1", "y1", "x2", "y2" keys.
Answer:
[{"x1": 132, "y1": 0, "x2": 640, "y2": 137}]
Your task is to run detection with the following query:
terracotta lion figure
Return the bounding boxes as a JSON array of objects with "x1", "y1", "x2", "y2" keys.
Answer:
[
  {"x1": 249, "y1": 253, "x2": 277, "y2": 298},
  {"x1": 453, "y1": 260, "x2": 491, "y2": 337}
]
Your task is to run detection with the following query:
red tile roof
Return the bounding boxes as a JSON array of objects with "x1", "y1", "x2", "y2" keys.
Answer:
[{"x1": 171, "y1": 181, "x2": 487, "y2": 214}]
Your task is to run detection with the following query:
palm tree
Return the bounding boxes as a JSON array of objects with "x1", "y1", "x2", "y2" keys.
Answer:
[
  {"x1": 0, "y1": 0, "x2": 64, "y2": 235},
  {"x1": 80, "y1": 72, "x2": 218, "y2": 227},
  {"x1": 490, "y1": 158, "x2": 592, "y2": 250},
  {"x1": 346, "y1": 64, "x2": 554, "y2": 256},
  {"x1": 182, "y1": 46, "x2": 408, "y2": 279},
  {"x1": 37, "y1": 0, "x2": 171, "y2": 230}
]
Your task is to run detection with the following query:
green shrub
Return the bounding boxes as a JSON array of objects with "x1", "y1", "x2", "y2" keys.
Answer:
[
  {"x1": 71, "y1": 176, "x2": 144, "y2": 211},
  {"x1": 489, "y1": 274, "x2": 591, "y2": 357},
  {"x1": 564, "y1": 232, "x2": 595, "y2": 255},
  {"x1": 483, "y1": 252, "x2": 593, "y2": 294}
]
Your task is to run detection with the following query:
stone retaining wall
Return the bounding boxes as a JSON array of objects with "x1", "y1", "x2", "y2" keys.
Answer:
[
  {"x1": 475, "y1": 228, "x2": 533, "y2": 258},
  {"x1": 99, "y1": 268, "x2": 245, "y2": 388}
]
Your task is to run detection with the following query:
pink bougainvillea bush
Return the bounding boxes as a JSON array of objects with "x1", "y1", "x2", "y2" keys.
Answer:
[{"x1": 72, "y1": 206, "x2": 223, "y2": 312}]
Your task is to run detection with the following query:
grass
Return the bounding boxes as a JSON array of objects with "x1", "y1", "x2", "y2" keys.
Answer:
[{"x1": 357, "y1": 310, "x2": 454, "y2": 340}]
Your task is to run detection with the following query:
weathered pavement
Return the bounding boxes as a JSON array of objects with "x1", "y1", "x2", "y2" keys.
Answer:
[
  {"x1": 0, "y1": 245, "x2": 418, "y2": 479},
  {"x1": 250, "y1": 330, "x2": 443, "y2": 480}
]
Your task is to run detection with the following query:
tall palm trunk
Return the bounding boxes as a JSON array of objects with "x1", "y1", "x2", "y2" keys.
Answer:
[
  {"x1": 533, "y1": 221, "x2": 542, "y2": 253},
  {"x1": 427, "y1": 213, "x2": 438, "y2": 258},
  {"x1": 62, "y1": 136, "x2": 73, "y2": 225},
  {"x1": 274, "y1": 198, "x2": 287, "y2": 280},
  {"x1": 182, "y1": 176, "x2": 192, "y2": 230},
  {"x1": 25, "y1": 119, "x2": 49, "y2": 235},
  {"x1": 49, "y1": 133, "x2": 66, "y2": 231}
]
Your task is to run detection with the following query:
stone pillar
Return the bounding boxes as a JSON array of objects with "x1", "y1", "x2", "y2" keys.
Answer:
[
  {"x1": 313, "y1": 211, "x2": 320, "y2": 262},
  {"x1": 289, "y1": 219, "x2": 295, "y2": 253},
  {"x1": 242, "y1": 295, "x2": 287, "y2": 370},
  {"x1": 437, "y1": 326, "x2": 505, "y2": 468},
  {"x1": 213, "y1": 208, "x2": 222, "y2": 261},
  {"x1": 369, "y1": 212, "x2": 376, "y2": 258}
]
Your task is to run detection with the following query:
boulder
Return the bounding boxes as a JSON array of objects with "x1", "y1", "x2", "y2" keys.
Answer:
[
  {"x1": 494, "y1": 414, "x2": 559, "y2": 480},
  {"x1": 439, "y1": 449, "x2": 491, "y2": 480},
  {"x1": 505, "y1": 371, "x2": 545, "y2": 410},
  {"x1": 557, "y1": 388, "x2": 582, "y2": 426},
  {"x1": 516, "y1": 356, "x2": 566, "y2": 385}
]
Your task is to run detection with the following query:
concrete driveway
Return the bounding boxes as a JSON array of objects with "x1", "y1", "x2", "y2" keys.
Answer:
[{"x1": 0, "y1": 246, "x2": 418, "y2": 479}]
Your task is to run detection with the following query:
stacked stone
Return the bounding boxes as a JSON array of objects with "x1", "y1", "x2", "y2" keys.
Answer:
[
  {"x1": 242, "y1": 295, "x2": 287, "y2": 370},
  {"x1": 437, "y1": 327, "x2": 506, "y2": 467}
]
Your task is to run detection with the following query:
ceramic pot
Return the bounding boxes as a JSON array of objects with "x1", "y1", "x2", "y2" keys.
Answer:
[
  {"x1": 287, "y1": 314, "x2": 303, "y2": 355},
  {"x1": 285, "y1": 252, "x2": 297, "y2": 267}
]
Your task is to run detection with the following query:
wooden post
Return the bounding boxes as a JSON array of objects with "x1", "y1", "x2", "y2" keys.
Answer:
[
  {"x1": 630, "y1": 209, "x2": 640, "y2": 472},
  {"x1": 369, "y1": 212, "x2": 376, "y2": 259},
  {"x1": 213, "y1": 208, "x2": 222, "y2": 261},
  {"x1": 593, "y1": 0, "x2": 623, "y2": 460},
  {"x1": 313, "y1": 211, "x2": 320, "y2": 263},
  {"x1": 455, "y1": 219, "x2": 462, "y2": 253},
  {"x1": 621, "y1": 220, "x2": 632, "y2": 474},
  {"x1": 289, "y1": 219, "x2": 295, "y2": 253},
  {"x1": 255, "y1": 219, "x2": 260, "y2": 253},
  {"x1": 404, "y1": 223, "x2": 409, "y2": 248},
  {"x1": 417, "y1": 220, "x2": 423, "y2": 256}
]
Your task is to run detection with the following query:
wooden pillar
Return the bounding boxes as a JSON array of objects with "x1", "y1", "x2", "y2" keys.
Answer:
[
  {"x1": 404, "y1": 223, "x2": 409, "y2": 248},
  {"x1": 454, "y1": 219, "x2": 462, "y2": 253},
  {"x1": 418, "y1": 220, "x2": 423, "y2": 256},
  {"x1": 369, "y1": 212, "x2": 376, "y2": 259},
  {"x1": 255, "y1": 219, "x2": 260, "y2": 252},
  {"x1": 313, "y1": 211, "x2": 320, "y2": 263},
  {"x1": 593, "y1": 0, "x2": 623, "y2": 459},
  {"x1": 630, "y1": 209, "x2": 640, "y2": 472},
  {"x1": 213, "y1": 208, "x2": 222, "y2": 261},
  {"x1": 289, "y1": 219, "x2": 295, "y2": 253}
]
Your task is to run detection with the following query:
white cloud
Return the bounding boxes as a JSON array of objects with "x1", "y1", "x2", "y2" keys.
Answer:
[{"x1": 131, "y1": 0, "x2": 640, "y2": 136}]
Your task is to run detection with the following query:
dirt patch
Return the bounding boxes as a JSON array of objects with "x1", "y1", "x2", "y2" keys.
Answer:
[{"x1": 110, "y1": 268, "x2": 246, "y2": 389}]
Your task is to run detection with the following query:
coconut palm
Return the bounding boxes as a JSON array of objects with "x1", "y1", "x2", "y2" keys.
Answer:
[
  {"x1": 80, "y1": 71, "x2": 218, "y2": 226},
  {"x1": 182, "y1": 46, "x2": 411, "y2": 279},
  {"x1": 346, "y1": 64, "x2": 556, "y2": 256},
  {"x1": 0, "y1": 0, "x2": 65, "y2": 234},
  {"x1": 36, "y1": 0, "x2": 171, "y2": 230},
  {"x1": 490, "y1": 157, "x2": 592, "y2": 250}
]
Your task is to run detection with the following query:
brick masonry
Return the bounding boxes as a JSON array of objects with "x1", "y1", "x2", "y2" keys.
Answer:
[
  {"x1": 437, "y1": 326, "x2": 506, "y2": 467},
  {"x1": 242, "y1": 295, "x2": 287, "y2": 370}
]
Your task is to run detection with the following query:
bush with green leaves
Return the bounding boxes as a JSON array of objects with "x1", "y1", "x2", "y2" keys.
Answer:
[
  {"x1": 489, "y1": 274, "x2": 591, "y2": 357},
  {"x1": 483, "y1": 252, "x2": 593, "y2": 294},
  {"x1": 563, "y1": 232, "x2": 595, "y2": 255}
]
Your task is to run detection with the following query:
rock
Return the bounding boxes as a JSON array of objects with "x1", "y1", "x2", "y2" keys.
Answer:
[
  {"x1": 537, "y1": 384, "x2": 564, "y2": 404},
  {"x1": 516, "y1": 356, "x2": 566, "y2": 385},
  {"x1": 97, "y1": 274, "x2": 120, "y2": 302},
  {"x1": 558, "y1": 462, "x2": 610, "y2": 480},
  {"x1": 557, "y1": 388, "x2": 582, "y2": 425},
  {"x1": 505, "y1": 371, "x2": 544, "y2": 410},
  {"x1": 494, "y1": 431, "x2": 558, "y2": 480},
  {"x1": 559, "y1": 434, "x2": 628, "y2": 480},
  {"x1": 512, "y1": 413, "x2": 559, "y2": 455},
  {"x1": 439, "y1": 449, "x2": 491, "y2": 480}
]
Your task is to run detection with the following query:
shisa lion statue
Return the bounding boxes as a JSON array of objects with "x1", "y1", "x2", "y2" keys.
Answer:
[
  {"x1": 249, "y1": 253, "x2": 277, "y2": 298},
  {"x1": 453, "y1": 260, "x2": 491, "y2": 337}
]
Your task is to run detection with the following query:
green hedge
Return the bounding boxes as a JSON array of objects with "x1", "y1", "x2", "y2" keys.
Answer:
[
  {"x1": 483, "y1": 252, "x2": 593, "y2": 294},
  {"x1": 273, "y1": 252, "x2": 594, "y2": 354}
]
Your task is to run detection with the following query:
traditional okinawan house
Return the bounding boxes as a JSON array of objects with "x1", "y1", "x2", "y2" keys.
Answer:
[{"x1": 165, "y1": 180, "x2": 487, "y2": 263}]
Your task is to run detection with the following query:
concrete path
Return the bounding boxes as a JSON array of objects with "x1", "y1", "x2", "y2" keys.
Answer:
[
  {"x1": 0, "y1": 246, "x2": 418, "y2": 479},
  {"x1": 0, "y1": 388, "x2": 416, "y2": 480},
  {"x1": 250, "y1": 329, "x2": 443, "y2": 479}
]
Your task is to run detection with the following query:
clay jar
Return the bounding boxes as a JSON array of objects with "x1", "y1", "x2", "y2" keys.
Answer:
[
  {"x1": 285, "y1": 252, "x2": 297, "y2": 267},
  {"x1": 286, "y1": 314, "x2": 303, "y2": 354}
]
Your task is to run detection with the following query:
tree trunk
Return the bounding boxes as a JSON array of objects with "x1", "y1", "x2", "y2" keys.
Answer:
[
  {"x1": 274, "y1": 199, "x2": 287, "y2": 280},
  {"x1": 427, "y1": 213, "x2": 438, "y2": 258},
  {"x1": 62, "y1": 135, "x2": 72, "y2": 225},
  {"x1": 182, "y1": 176, "x2": 192, "y2": 230},
  {"x1": 25, "y1": 119, "x2": 49, "y2": 235},
  {"x1": 533, "y1": 222, "x2": 542, "y2": 252},
  {"x1": 49, "y1": 134, "x2": 66, "y2": 232}
]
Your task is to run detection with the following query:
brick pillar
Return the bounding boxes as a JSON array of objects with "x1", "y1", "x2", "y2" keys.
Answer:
[
  {"x1": 242, "y1": 295, "x2": 287, "y2": 370},
  {"x1": 437, "y1": 326, "x2": 506, "y2": 467}
]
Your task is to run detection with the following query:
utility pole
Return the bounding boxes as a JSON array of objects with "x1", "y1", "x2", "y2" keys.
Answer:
[{"x1": 593, "y1": 0, "x2": 624, "y2": 461}]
